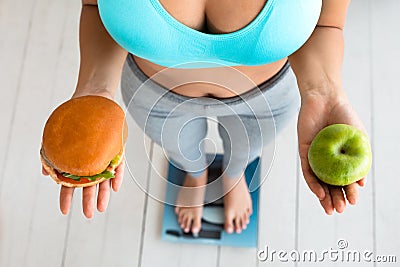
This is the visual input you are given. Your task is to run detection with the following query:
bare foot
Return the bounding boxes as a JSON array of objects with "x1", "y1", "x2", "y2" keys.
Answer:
[
  {"x1": 174, "y1": 169, "x2": 208, "y2": 234},
  {"x1": 222, "y1": 173, "x2": 253, "y2": 234}
]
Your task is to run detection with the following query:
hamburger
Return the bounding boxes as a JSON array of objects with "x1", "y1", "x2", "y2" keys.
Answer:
[{"x1": 40, "y1": 95, "x2": 128, "y2": 187}]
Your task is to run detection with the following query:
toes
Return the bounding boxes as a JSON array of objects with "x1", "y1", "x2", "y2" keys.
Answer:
[
  {"x1": 240, "y1": 216, "x2": 246, "y2": 232},
  {"x1": 177, "y1": 208, "x2": 203, "y2": 235},
  {"x1": 248, "y1": 208, "x2": 253, "y2": 216},
  {"x1": 184, "y1": 215, "x2": 193, "y2": 233},
  {"x1": 224, "y1": 211, "x2": 235, "y2": 234},
  {"x1": 242, "y1": 213, "x2": 248, "y2": 229},
  {"x1": 178, "y1": 211, "x2": 184, "y2": 225},
  {"x1": 191, "y1": 216, "x2": 201, "y2": 234},
  {"x1": 234, "y1": 216, "x2": 242, "y2": 233},
  {"x1": 246, "y1": 206, "x2": 253, "y2": 217},
  {"x1": 180, "y1": 213, "x2": 187, "y2": 229},
  {"x1": 224, "y1": 209, "x2": 252, "y2": 234}
]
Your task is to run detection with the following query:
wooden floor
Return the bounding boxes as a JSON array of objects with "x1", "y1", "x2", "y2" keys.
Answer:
[{"x1": 0, "y1": 0, "x2": 399, "y2": 266}]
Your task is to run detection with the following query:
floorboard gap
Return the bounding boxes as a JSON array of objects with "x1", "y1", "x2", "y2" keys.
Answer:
[
  {"x1": 137, "y1": 142, "x2": 154, "y2": 267},
  {"x1": 0, "y1": 0, "x2": 37, "y2": 190}
]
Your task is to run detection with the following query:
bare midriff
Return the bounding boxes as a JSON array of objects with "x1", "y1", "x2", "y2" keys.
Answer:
[{"x1": 133, "y1": 0, "x2": 288, "y2": 98}]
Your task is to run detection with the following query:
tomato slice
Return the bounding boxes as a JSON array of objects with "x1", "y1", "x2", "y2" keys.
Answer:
[{"x1": 55, "y1": 170, "x2": 100, "y2": 185}]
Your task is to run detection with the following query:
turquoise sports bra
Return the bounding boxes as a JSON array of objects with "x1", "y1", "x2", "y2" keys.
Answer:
[{"x1": 98, "y1": 0, "x2": 322, "y2": 68}]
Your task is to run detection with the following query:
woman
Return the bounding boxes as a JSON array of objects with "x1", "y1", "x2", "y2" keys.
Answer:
[{"x1": 42, "y1": 0, "x2": 366, "y2": 235}]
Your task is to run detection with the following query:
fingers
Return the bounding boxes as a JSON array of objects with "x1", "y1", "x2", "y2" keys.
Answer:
[
  {"x1": 57, "y1": 158, "x2": 123, "y2": 218},
  {"x1": 83, "y1": 170, "x2": 123, "y2": 217},
  {"x1": 82, "y1": 185, "x2": 97, "y2": 219},
  {"x1": 42, "y1": 166, "x2": 49, "y2": 176},
  {"x1": 344, "y1": 183, "x2": 359, "y2": 205},
  {"x1": 300, "y1": 158, "x2": 325, "y2": 200},
  {"x1": 319, "y1": 184, "x2": 334, "y2": 215},
  {"x1": 112, "y1": 159, "x2": 125, "y2": 192},
  {"x1": 97, "y1": 180, "x2": 111, "y2": 212},
  {"x1": 357, "y1": 178, "x2": 366, "y2": 187},
  {"x1": 319, "y1": 180, "x2": 363, "y2": 215},
  {"x1": 60, "y1": 186, "x2": 75, "y2": 215},
  {"x1": 330, "y1": 186, "x2": 346, "y2": 213},
  {"x1": 300, "y1": 156, "x2": 362, "y2": 215}
]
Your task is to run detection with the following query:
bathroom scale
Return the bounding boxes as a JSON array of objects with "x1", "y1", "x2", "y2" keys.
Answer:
[{"x1": 161, "y1": 154, "x2": 260, "y2": 247}]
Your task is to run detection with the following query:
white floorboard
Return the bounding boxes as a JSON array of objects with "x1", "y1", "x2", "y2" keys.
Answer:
[
  {"x1": 371, "y1": 1, "x2": 400, "y2": 265},
  {"x1": 256, "y1": 118, "x2": 298, "y2": 267},
  {"x1": 0, "y1": 0, "x2": 71, "y2": 266},
  {"x1": 1, "y1": 0, "x2": 399, "y2": 266},
  {"x1": 296, "y1": 165, "x2": 336, "y2": 267},
  {"x1": 0, "y1": 0, "x2": 36, "y2": 185},
  {"x1": 24, "y1": 1, "x2": 79, "y2": 266}
]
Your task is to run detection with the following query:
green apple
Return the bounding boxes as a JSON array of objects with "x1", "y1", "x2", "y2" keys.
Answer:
[{"x1": 308, "y1": 124, "x2": 372, "y2": 186}]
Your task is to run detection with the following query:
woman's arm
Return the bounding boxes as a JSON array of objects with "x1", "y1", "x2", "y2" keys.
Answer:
[
  {"x1": 55, "y1": 1, "x2": 128, "y2": 218},
  {"x1": 73, "y1": 0, "x2": 128, "y2": 99},
  {"x1": 288, "y1": 0, "x2": 368, "y2": 214},
  {"x1": 288, "y1": 0, "x2": 349, "y2": 100}
]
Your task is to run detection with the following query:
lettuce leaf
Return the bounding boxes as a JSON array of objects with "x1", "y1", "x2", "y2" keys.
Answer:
[
  {"x1": 60, "y1": 153, "x2": 121, "y2": 182},
  {"x1": 61, "y1": 169, "x2": 115, "y2": 182},
  {"x1": 110, "y1": 154, "x2": 121, "y2": 168}
]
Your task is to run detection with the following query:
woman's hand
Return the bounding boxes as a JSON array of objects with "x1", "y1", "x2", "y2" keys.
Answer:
[
  {"x1": 42, "y1": 160, "x2": 124, "y2": 218},
  {"x1": 297, "y1": 91, "x2": 366, "y2": 215},
  {"x1": 41, "y1": 90, "x2": 125, "y2": 218}
]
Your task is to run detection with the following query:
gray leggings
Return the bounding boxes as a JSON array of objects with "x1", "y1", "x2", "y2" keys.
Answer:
[{"x1": 121, "y1": 55, "x2": 300, "y2": 178}]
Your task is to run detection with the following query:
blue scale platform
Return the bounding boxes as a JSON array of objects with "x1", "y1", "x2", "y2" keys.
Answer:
[{"x1": 161, "y1": 154, "x2": 260, "y2": 247}]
